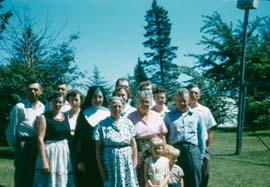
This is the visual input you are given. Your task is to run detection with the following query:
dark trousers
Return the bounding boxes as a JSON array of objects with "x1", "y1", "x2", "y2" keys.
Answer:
[
  {"x1": 14, "y1": 138, "x2": 37, "y2": 187},
  {"x1": 175, "y1": 143, "x2": 201, "y2": 187},
  {"x1": 201, "y1": 150, "x2": 210, "y2": 187}
]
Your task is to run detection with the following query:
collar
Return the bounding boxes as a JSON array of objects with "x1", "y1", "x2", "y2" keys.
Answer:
[{"x1": 23, "y1": 98, "x2": 43, "y2": 109}]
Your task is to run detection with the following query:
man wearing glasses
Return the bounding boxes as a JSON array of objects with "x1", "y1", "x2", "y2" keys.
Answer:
[{"x1": 188, "y1": 84, "x2": 217, "y2": 187}]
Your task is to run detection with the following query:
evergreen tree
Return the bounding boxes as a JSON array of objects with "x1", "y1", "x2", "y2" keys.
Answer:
[
  {"x1": 86, "y1": 65, "x2": 113, "y2": 99},
  {"x1": 0, "y1": 18, "x2": 84, "y2": 144},
  {"x1": 185, "y1": 12, "x2": 270, "y2": 129},
  {"x1": 128, "y1": 57, "x2": 148, "y2": 98},
  {"x1": 0, "y1": 23, "x2": 83, "y2": 99},
  {"x1": 134, "y1": 57, "x2": 148, "y2": 84},
  {"x1": 143, "y1": 0, "x2": 180, "y2": 98}
]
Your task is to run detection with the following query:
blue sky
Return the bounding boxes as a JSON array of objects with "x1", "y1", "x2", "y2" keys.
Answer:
[{"x1": 3, "y1": 0, "x2": 270, "y2": 87}]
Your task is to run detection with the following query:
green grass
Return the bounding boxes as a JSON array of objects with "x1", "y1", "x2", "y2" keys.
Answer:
[
  {"x1": 0, "y1": 129, "x2": 269, "y2": 187},
  {"x1": 0, "y1": 146, "x2": 14, "y2": 187},
  {"x1": 209, "y1": 129, "x2": 270, "y2": 187}
]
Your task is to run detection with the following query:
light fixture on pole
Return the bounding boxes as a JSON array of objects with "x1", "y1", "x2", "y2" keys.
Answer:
[{"x1": 236, "y1": 0, "x2": 258, "y2": 155}]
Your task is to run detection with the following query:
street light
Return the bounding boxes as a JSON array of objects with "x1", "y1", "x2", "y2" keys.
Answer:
[{"x1": 236, "y1": 0, "x2": 258, "y2": 155}]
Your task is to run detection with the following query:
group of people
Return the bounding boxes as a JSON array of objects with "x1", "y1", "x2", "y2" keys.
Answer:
[{"x1": 5, "y1": 77, "x2": 216, "y2": 187}]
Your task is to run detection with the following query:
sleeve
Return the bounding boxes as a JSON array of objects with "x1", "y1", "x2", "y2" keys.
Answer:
[
  {"x1": 127, "y1": 118, "x2": 137, "y2": 137},
  {"x1": 92, "y1": 123, "x2": 101, "y2": 141},
  {"x1": 164, "y1": 157, "x2": 170, "y2": 176},
  {"x1": 5, "y1": 105, "x2": 22, "y2": 148},
  {"x1": 197, "y1": 115, "x2": 207, "y2": 159},
  {"x1": 163, "y1": 114, "x2": 170, "y2": 143},
  {"x1": 178, "y1": 166, "x2": 184, "y2": 177},
  {"x1": 206, "y1": 109, "x2": 217, "y2": 129},
  {"x1": 158, "y1": 114, "x2": 167, "y2": 135}
]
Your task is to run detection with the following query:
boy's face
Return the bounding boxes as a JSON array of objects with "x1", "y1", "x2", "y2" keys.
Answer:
[{"x1": 169, "y1": 156, "x2": 178, "y2": 167}]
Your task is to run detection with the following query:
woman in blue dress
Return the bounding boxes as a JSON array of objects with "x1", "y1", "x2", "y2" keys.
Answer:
[{"x1": 93, "y1": 96, "x2": 139, "y2": 187}]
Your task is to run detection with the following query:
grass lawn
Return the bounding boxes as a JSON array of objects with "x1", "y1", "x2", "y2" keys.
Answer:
[
  {"x1": 209, "y1": 128, "x2": 270, "y2": 187},
  {"x1": 0, "y1": 146, "x2": 14, "y2": 187},
  {"x1": 0, "y1": 129, "x2": 269, "y2": 187}
]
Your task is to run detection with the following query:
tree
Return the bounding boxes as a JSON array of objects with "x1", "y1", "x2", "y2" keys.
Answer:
[
  {"x1": 180, "y1": 66, "x2": 238, "y2": 126},
  {"x1": 185, "y1": 12, "x2": 270, "y2": 129},
  {"x1": 0, "y1": 0, "x2": 12, "y2": 39},
  {"x1": 128, "y1": 57, "x2": 148, "y2": 99},
  {"x1": 142, "y1": 0, "x2": 180, "y2": 98},
  {"x1": 0, "y1": 22, "x2": 83, "y2": 99},
  {"x1": 0, "y1": 16, "x2": 84, "y2": 144},
  {"x1": 86, "y1": 65, "x2": 113, "y2": 99},
  {"x1": 134, "y1": 57, "x2": 148, "y2": 85}
]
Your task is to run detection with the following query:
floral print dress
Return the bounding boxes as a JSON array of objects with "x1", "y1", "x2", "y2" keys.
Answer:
[{"x1": 93, "y1": 116, "x2": 139, "y2": 187}]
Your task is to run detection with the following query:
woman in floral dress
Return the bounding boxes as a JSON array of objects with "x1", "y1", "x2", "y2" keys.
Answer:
[{"x1": 93, "y1": 96, "x2": 139, "y2": 187}]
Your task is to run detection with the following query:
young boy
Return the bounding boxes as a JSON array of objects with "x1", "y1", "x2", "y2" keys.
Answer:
[{"x1": 163, "y1": 144, "x2": 184, "y2": 187}]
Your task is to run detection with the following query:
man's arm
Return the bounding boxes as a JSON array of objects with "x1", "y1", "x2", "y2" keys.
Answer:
[
  {"x1": 5, "y1": 105, "x2": 21, "y2": 148},
  {"x1": 207, "y1": 129, "x2": 213, "y2": 150},
  {"x1": 205, "y1": 108, "x2": 216, "y2": 150},
  {"x1": 197, "y1": 116, "x2": 207, "y2": 159}
]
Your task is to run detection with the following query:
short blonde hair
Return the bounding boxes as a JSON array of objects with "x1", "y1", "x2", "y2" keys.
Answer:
[
  {"x1": 149, "y1": 137, "x2": 164, "y2": 150},
  {"x1": 163, "y1": 144, "x2": 180, "y2": 158}
]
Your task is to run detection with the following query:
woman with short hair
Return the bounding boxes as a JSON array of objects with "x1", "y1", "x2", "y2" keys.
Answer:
[
  {"x1": 93, "y1": 96, "x2": 139, "y2": 187},
  {"x1": 128, "y1": 90, "x2": 168, "y2": 187}
]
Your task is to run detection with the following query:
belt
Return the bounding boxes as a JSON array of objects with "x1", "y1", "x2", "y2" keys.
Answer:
[
  {"x1": 173, "y1": 142, "x2": 196, "y2": 147},
  {"x1": 104, "y1": 144, "x2": 130, "y2": 149},
  {"x1": 17, "y1": 136, "x2": 36, "y2": 141}
]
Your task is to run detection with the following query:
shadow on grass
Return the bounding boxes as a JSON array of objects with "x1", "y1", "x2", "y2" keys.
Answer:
[
  {"x1": 212, "y1": 153, "x2": 235, "y2": 156},
  {"x1": 249, "y1": 132, "x2": 270, "y2": 137},
  {"x1": 0, "y1": 146, "x2": 14, "y2": 159},
  {"x1": 212, "y1": 154, "x2": 270, "y2": 167}
]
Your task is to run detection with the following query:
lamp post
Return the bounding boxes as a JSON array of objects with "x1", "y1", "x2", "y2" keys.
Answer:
[{"x1": 236, "y1": 0, "x2": 258, "y2": 155}]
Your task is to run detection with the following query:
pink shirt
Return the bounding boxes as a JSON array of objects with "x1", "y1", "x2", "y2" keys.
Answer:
[{"x1": 128, "y1": 110, "x2": 167, "y2": 139}]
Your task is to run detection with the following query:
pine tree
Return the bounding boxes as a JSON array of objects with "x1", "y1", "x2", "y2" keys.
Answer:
[
  {"x1": 86, "y1": 65, "x2": 113, "y2": 99},
  {"x1": 134, "y1": 57, "x2": 148, "y2": 84},
  {"x1": 143, "y1": 0, "x2": 180, "y2": 96},
  {"x1": 186, "y1": 12, "x2": 270, "y2": 129},
  {"x1": 128, "y1": 57, "x2": 148, "y2": 97}
]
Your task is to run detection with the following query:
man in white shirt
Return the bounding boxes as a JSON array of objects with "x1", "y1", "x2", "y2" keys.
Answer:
[
  {"x1": 189, "y1": 84, "x2": 217, "y2": 187},
  {"x1": 6, "y1": 79, "x2": 45, "y2": 187}
]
